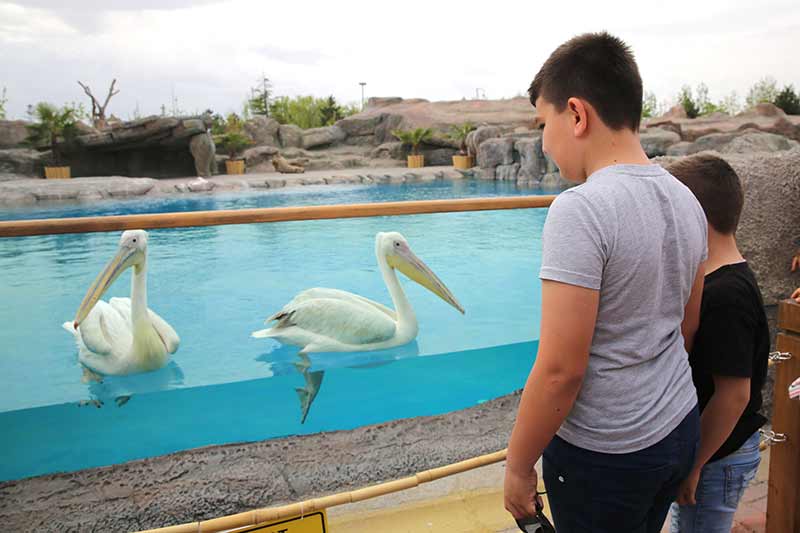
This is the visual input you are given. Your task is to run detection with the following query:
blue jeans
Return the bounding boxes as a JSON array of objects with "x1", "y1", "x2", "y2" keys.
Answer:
[
  {"x1": 669, "y1": 431, "x2": 761, "y2": 533},
  {"x1": 542, "y1": 405, "x2": 699, "y2": 533}
]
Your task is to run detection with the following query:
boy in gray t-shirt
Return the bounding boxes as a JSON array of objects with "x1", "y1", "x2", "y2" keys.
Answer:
[{"x1": 504, "y1": 33, "x2": 707, "y2": 533}]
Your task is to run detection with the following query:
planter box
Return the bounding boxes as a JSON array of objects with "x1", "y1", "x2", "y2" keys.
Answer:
[
  {"x1": 45, "y1": 166, "x2": 71, "y2": 179},
  {"x1": 407, "y1": 155, "x2": 425, "y2": 168},
  {"x1": 452, "y1": 155, "x2": 474, "y2": 169},
  {"x1": 225, "y1": 159, "x2": 246, "y2": 175}
]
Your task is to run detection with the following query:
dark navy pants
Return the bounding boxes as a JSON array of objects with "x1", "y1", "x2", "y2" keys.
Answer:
[{"x1": 542, "y1": 406, "x2": 699, "y2": 533}]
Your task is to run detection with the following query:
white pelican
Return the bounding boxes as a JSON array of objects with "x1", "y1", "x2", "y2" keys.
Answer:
[
  {"x1": 62, "y1": 230, "x2": 180, "y2": 380},
  {"x1": 252, "y1": 231, "x2": 464, "y2": 353}
]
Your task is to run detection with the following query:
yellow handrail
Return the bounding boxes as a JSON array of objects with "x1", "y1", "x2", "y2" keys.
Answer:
[
  {"x1": 0, "y1": 196, "x2": 556, "y2": 237},
  {"x1": 136, "y1": 449, "x2": 508, "y2": 533}
]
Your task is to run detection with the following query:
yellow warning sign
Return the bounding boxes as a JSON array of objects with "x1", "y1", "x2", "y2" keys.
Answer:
[{"x1": 232, "y1": 511, "x2": 328, "y2": 533}]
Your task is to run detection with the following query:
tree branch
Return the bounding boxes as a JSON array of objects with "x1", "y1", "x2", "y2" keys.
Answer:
[
  {"x1": 77, "y1": 80, "x2": 100, "y2": 109},
  {"x1": 102, "y1": 78, "x2": 119, "y2": 109}
]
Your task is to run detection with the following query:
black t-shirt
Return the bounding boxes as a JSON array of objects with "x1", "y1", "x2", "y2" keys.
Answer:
[{"x1": 690, "y1": 261, "x2": 769, "y2": 462}]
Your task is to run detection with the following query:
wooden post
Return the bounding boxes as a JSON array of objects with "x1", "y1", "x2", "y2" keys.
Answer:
[{"x1": 766, "y1": 299, "x2": 800, "y2": 533}]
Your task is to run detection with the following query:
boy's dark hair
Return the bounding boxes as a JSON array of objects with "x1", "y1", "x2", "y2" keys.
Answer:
[
  {"x1": 529, "y1": 32, "x2": 643, "y2": 131},
  {"x1": 668, "y1": 154, "x2": 744, "y2": 234}
]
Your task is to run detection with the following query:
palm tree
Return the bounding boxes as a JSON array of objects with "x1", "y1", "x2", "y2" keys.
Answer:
[
  {"x1": 26, "y1": 103, "x2": 80, "y2": 166},
  {"x1": 391, "y1": 127, "x2": 433, "y2": 155},
  {"x1": 448, "y1": 122, "x2": 476, "y2": 155}
]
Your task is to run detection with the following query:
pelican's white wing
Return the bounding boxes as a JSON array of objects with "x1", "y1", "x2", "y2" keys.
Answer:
[
  {"x1": 275, "y1": 288, "x2": 396, "y2": 320},
  {"x1": 76, "y1": 300, "x2": 132, "y2": 356},
  {"x1": 110, "y1": 297, "x2": 180, "y2": 354},
  {"x1": 148, "y1": 312, "x2": 180, "y2": 354},
  {"x1": 270, "y1": 297, "x2": 396, "y2": 345}
]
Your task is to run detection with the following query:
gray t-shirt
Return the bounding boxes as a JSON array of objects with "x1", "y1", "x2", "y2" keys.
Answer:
[{"x1": 540, "y1": 163, "x2": 707, "y2": 454}]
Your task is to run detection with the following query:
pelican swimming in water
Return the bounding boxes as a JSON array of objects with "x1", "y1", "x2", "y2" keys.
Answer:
[
  {"x1": 62, "y1": 230, "x2": 180, "y2": 380},
  {"x1": 252, "y1": 231, "x2": 464, "y2": 353}
]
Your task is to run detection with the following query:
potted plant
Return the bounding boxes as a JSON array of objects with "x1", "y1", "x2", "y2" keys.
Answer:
[
  {"x1": 215, "y1": 113, "x2": 252, "y2": 175},
  {"x1": 448, "y1": 122, "x2": 476, "y2": 169},
  {"x1": 26, "y1": 102, "x2": 81, "y2": 179},
  {"x1": 392, "y1": 127, "x2": 432, "y2": 168}
]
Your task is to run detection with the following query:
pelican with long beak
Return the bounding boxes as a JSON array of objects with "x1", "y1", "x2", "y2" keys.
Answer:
[
  {"x1": 62, "y1": 230, "x2": 180, "y2": 379},
  {"x1": 252, "y1": 231, "x2": 464, "y2": 353}
]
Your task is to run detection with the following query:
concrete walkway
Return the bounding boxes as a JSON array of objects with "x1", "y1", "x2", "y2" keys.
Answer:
[
  {"x1": 0, "y1": 166, "x2": 470, "y2": 207},
  {"x1": 326, "y1": 449, "x2": 770, "y2": 533}
]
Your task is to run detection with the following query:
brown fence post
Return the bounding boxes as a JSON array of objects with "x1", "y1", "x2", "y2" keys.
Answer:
[{"x1": 766, "y1": 299, "x2": 800, "y2": 533}]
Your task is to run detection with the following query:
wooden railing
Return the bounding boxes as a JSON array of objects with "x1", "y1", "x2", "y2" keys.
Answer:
[
  {"x1": 0, "y1": 196, "x2": 556, "y2": 237},
  {"x1": 767, "y1": 299, "x2": 800, "y2": 533}
]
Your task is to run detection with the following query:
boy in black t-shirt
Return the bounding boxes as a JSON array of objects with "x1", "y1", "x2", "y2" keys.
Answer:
[{"x1": 667, "y1": 154, "x2": 769, "y2": 533}]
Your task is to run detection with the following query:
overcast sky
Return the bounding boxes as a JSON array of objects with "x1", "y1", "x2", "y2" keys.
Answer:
[{"x1": 1, "y1": 0, "x2": 798, "y2": 120}]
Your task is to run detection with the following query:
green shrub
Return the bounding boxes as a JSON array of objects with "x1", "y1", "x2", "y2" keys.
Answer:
[
  {"x1": 774, "y1": 85, "x2": 800, "y2": 115},
  {"x1": 0, "y1": 87, "x2": 7, "y2": 120}
]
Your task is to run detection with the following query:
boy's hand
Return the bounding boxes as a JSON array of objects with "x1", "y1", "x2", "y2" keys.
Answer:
[
  {"x1": 792, "y1": 287, "x2": 800, "y2": 303},
  {"x1": 676, "y1": 468, "x2": 702, "y2": 506},
  {"x1": 504, "y1": 465, "x2": 542, "y2": 520},
  {"x1": 792, "y1": 250, "x2": 800, "y2": 272}
]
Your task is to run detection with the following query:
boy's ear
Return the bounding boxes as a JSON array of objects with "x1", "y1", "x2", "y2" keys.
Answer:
[{"x1": 567, "y1": 97, "x2": 589, "y2": 138}]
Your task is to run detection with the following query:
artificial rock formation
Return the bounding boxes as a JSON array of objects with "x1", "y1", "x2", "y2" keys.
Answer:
[{"x1": 189, "y1": 132, "x2": 216, "y2": 177}]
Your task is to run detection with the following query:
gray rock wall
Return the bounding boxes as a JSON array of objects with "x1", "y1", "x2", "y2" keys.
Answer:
[
  {"x1": 0, "y1": 120, "x2": 29, "y2": 148},
  {"x1": 727, "y1": 148, "x2": 800, "y2": 304}
]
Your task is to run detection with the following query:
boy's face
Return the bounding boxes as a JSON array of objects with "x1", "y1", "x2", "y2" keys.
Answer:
[{"x1": 535, "y1": 96, "x2": 586, "y2": 182}]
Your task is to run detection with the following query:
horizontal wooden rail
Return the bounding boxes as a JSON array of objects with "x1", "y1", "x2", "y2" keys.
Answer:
[
  {"x1": 0, "y1": 196, "x2": 556, "y2": 238},
  {"x1": 137, "y1": 449, "x2": 509, "y2": 533}
]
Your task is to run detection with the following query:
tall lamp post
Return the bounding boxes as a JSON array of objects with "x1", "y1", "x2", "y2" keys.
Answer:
[{"x1": 359, "y1": 82, "x2": 367, "y2": 110}]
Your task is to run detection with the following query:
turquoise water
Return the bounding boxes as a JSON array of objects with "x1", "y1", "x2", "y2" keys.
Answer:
[{"x1": 0, "y1": 180, "x2": 551, "y2": 481}]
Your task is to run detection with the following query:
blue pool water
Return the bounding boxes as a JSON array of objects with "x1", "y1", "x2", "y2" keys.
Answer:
[{"x1": 0, "y1": 180, "x2": 552, "y2": 481}]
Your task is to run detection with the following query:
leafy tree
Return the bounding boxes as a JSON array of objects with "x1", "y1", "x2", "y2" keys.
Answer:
[
  {"x1": 641, "y1": 90, "x2": 658, "y2": 119},
  {"x1": 678, "y1": 85, "x2": 699, "y2": 118},
  {"x1": 718, "y1": 91, "x2": 741, "y2": 115},
  {"x1": 269, "y1": 95, "x2": 324, "y2": 129},
  {"x1": 773, "y1": 85, "x2": 800, "y2": 115},
  {"x1": 0, "y1": 87, "x2": 7, "y2": 120},
  {"x1": 249, "y1": 76, "x2": 272, "y2": 116},
  {"x1": 341, "y1": 101, "x2": 362, "y2": 118},
  {"x1": 746, "y1": 76, "x2": 779, "y2": 108},
  {"x1": 319, "y1": 95, "x2": 344, "y2": 126}
]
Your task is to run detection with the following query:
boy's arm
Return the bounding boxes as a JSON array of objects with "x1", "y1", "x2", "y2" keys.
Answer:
[
  {"x1": 504, "y1": 279, "x2": 599, "y2": 519},
  {"x1": 677, "y1": 297, "x2": 758, "y2": 505},
  {"x1": 677, "y1": 375, "x2": 750, "y2": 505},
  {"x1": 681, "y1": 265, "x2": 705, "y2": 353}
]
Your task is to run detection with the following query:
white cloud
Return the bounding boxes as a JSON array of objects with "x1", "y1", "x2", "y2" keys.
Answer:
[{"x1": 1, "y1": 0, "x2": 798, "y2": 120}]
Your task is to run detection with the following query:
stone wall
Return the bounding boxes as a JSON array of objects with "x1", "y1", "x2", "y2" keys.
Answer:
[{"x1": 472, "y1": 127, "x2": 570, "y2": 188}]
